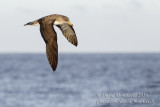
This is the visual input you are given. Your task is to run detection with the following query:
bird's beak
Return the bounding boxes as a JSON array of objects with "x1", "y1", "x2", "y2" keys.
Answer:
[{"x1": 68, "y1": 21, "x2": 73, "y2": 26}]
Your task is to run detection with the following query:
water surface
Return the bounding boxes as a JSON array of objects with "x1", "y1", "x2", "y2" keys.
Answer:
[{"x1": 0, "y1": 54, "x2": 160, "y2": 107}]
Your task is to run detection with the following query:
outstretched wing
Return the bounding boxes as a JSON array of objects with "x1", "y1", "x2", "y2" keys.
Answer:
[
  {"x1": 57, "y1": 23, "x2": 78, "y2": 46},
  {"x1": 46, "y1": 39, "x2": 58, "y2": 71},
  {"x1": 39, "y1": 21, "x2": 58, "y2": 71}
]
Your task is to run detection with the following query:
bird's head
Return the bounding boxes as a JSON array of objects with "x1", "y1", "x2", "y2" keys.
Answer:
[{"x1": 54, "y1": 16, "x2": 73, "y2": 26}]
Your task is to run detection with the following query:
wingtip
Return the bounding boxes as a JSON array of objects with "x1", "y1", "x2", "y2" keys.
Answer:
[
  {"x1": 72, "y1": 42, "x2": 78, "y2": 47},
  {"x1": 52, "y1": 66, "x2": 57, "y2": 72},
  {"x1": 75, "y1": 43, "x2": 78, "y2": 47},
  {"x1": 52, "y1": 68, "x2": 56, "y2": 72}
]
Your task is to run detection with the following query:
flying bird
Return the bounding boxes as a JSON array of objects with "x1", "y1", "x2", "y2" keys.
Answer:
[{"x1": 24, "y1": 14, "x2": 78, "y2": 71}]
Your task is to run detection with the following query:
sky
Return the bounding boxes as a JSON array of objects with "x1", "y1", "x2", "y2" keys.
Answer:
[{"x1": 0, "y1": 0, "x2": 160, "y2": 53}]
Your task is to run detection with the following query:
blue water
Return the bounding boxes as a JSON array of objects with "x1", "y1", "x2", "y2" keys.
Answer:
[{"x1": 0, "y1": 54, "x2": 160, "y2": 107}]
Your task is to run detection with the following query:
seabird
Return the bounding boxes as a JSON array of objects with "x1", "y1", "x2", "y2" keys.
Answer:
[{"x1": 24, "y1": 14, "x2": 78, "y2": 71}]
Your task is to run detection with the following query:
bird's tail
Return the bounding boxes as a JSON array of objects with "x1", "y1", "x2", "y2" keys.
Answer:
[{"x1": 24, "y1": 20, "x2": 39, "y2": 26}]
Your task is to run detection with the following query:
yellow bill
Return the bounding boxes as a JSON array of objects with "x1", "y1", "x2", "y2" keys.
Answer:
[{"x1": 68, "y1": 21, "x2": 73, "y2": 26}]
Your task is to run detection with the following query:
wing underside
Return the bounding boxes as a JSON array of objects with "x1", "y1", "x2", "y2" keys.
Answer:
[{"x1": 58, "y1": 23, "x2": 78, "y2": 46}]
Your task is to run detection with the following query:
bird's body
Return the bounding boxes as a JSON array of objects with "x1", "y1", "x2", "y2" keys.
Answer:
[{"x1": 25, "y1": 14, "x2": 78, "y2": 71}]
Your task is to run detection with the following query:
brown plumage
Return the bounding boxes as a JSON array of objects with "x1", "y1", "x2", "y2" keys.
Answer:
[{"x1": 24, "y1": 14, "x2": 78, "y2": 71}]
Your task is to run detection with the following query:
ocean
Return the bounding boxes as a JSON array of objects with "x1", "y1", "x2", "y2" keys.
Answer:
[{"x1": 0, "y1": 53, "x2": 160, "y2": 107}]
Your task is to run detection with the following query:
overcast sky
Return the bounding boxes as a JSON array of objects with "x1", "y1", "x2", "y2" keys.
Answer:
[{"x1": 0, "y1": 0, "x2": 160, "y2": 53}]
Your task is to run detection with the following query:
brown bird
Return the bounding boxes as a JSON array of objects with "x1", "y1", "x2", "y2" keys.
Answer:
[{"x1": 24, "y1": 14, "x2": 78, "y2": 71}]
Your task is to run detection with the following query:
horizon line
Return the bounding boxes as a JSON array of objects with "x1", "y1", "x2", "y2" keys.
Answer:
[{"x1": 0, "y1": 52, "x2": 160, "y2": 54}]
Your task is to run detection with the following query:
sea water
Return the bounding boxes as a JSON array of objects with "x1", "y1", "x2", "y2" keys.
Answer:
[{"x1": 0, "y1": 53, "x2": 160, "y2": 107}]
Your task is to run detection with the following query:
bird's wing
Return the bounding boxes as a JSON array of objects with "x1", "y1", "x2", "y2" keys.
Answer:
[
  {"x1": 46, "y1": 39, "x2": 58, "y2": 71},
  {"x1": 57, "y1": 23, "x2": 78, "y2": 46},
  {"x1": 40, "y1": 22, "x2": 58, "y2": 71}
]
